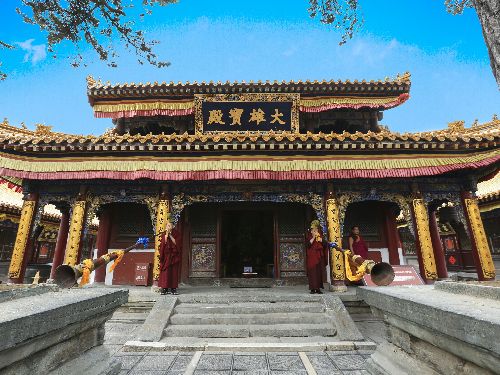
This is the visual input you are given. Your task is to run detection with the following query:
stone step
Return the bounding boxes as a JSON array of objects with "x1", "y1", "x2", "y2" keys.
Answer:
[
  {"x1": 109, "y1": 312, "x2": 149, "y2": 323},
  {"x1": 125, "y1": 337, "x2": 376, "y2": 352},
  {"x1": 174, "y1": 302, "x2": 325, "y2": 315},
  {"x1": 164, "y1": 323, "x2": 336, "y2": 338},
  {"x1": 117, "y1": 305, "x2": 154, "y2": 314},
  {"x1": 177, "y1": 293, "x2": 323, "y2": 304},
  {"x1": 169, "y1": 312, "x2": 327, "y2": 325}
]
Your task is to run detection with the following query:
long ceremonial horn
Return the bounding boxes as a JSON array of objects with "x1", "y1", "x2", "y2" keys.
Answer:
[
  {"x1": 329, "y1": 242, "x2": 395, "y2": 286},
  {"x1": 54, "y1": 237, "x2": 150, "y2": 288}
]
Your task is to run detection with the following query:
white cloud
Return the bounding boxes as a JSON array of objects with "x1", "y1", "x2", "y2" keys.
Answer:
[{"x1": 16, "y1": 39, "x2": 47, "y2": 64}]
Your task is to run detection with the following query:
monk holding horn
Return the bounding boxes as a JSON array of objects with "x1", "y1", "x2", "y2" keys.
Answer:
[
  {"x1": 306, "y1": 220, "x2": 328, "y2": 294},
  {"x1": 158, "y1": 221, "x2": 182, "y2": 295}
]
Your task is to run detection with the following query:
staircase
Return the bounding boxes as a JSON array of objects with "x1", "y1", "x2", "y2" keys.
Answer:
[{"x1": 164, "y1": 292, "x2": 336, "y2": 339}]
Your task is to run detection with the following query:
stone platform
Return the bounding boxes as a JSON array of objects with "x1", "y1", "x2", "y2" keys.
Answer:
[
  {"x1": 358, "y1": 282, "x2": 500, "y2": 375},
  {"x1": 0, "y1": 285, "x2": 128, "y2": 375}
]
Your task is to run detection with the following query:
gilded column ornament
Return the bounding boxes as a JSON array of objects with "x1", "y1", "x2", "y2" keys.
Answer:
[
  {"x1": 64, "y1": 200, "x2": 87, "y2": 266},
  {"x1": 153, "y1": 199, "x2": 170, "y2": 281},
  {"x1": 464, "y1": 198, "x2": 496, "y2": 279},
  {"x1": 326, "y1": 197, "x2": 345, "y2": 282},
  {"x1": 411, "y1": 198, "x2": 438, "y2": 281},
  {"x1": 8, "y1": 199, "x2": 37, "y2": 279}
]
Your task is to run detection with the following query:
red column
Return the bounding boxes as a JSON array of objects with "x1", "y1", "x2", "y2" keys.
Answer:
[
  {"x1": 384, "y1": 205, "x2": 400, "y2": 265},
  {"x1": 94, "y1": 208, "x2": 112, "y2": 283},
  {"x1": 428, "y1": 209, "x2": 448, "y2": 279},
  {"x1": 49, "y1": 207, "x2": 70, "y2": 280}
]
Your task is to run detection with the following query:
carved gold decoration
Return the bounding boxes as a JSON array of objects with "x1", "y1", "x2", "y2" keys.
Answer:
[
  {"x1": 153, "y1": 199, "x2": 170, "y2": 281},
  {"x1": 464, "y1": 198, "x2": 496, "y2": 279},
  {"x1": 64, "y1": 200, "x2": 87, "y2": 266},
  {"x1": 194, "y1": 93, "x2": 300, "y2": 134},
  {"x1": 86, "y1": 75, "x2": 97, "y2": 88},
  {"x1": 326, "y1": 197, "x2": 345, "y2": 281},
  {"x1": 447, "y1": 120, "x2": 465, "y2": 132},
  {"x1": 396, "y1": 71, "x2": 411, "y2": 84},
  {"x1": 0, "y1": 213, "x2": 21, "y2": 223},
  {"x1": 8, "y1": 200, "x2": 37, "y2": 279},
  {"x1": 34, "y1": 124, "x2": 54, "y2": 136},
  {"x1": 411, "y1": 199, "x2": 438, "y2": 280}
]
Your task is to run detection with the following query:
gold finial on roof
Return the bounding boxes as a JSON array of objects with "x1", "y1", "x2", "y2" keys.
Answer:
[
  {"x1": 396, "y1": 72, "x2": 411, "y2": 84},
  {"x1": 447, "y1": 120, "x2": 465, "y2": 132},
  {"x1": 493, "y1": 114, "x2": 498, "y2": 121},
  {"x1": 472, "y1": 119, "x2": 479, "y2": 127},
  {"x1": 34, "y1": 124, "x2": 53, "y2": 136},
  {"x1": 1, "y1": 118, "x2": 8, "y2": 126},
  {"x1": 86, "y1": 75, "x2": 97, "y2": 88},
  {"x1": 20, "y1": 122, "x2": 28, "y2": 129}
]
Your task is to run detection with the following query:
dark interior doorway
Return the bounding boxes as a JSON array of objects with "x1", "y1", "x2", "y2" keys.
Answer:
[{"x1": 220, "y1": 210, "x2": 274, "y2": 278}]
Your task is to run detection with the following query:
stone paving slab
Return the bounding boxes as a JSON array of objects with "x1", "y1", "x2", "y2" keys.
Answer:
[{"x1": 111, "y1": 351, "x2": 371, "y2": 374}]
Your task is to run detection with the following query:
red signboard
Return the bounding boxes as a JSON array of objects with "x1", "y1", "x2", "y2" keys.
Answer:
[
  {"x1": 363, "y1": 265, "x2": 425, "y2": 286},
  {"x1": 134, "y1": 263, "x2": 151, "y2": 286}
]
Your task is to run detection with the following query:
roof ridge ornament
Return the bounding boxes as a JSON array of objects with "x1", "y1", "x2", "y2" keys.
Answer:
[
  {"x1": 447, "y1": 120, "x2": 465, "y2": 133},
  {"x1": 396, "y1": 72, "x2": 411, "y2": 84},
  {"x1": 34, "y1": 124, "x2": 54, "y2": 136},
  {"x1": 86, "y1": 75, "x2": 97, "y2": 88}
]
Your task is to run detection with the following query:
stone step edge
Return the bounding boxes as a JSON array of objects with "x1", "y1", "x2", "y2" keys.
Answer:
[{"x1": 123, "y1": 339, "x2": 376, "y2": 352}]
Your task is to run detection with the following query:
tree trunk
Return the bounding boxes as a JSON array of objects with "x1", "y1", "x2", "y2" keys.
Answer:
[{"x1": 474, "y1": 0, "x2": 500, "y2": 89}]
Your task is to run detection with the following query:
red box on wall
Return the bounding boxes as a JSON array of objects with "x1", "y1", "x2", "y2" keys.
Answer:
[{"x1": 134, "y1": 263, "x2": 151, "y2": 286}]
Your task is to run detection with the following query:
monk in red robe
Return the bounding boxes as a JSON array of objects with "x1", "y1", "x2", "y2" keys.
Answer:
[
  {"x1": 158, "y1": 221, "x2": 182, "y2": 295},
  {"x1": 306, "y1": 220, "x2": 328, "y2": 294},
  {"x1": 348, "y1": 226, "x2": 369, "y2": 258}
]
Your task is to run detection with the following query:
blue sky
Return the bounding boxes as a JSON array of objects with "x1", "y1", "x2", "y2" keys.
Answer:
[{"x1": 0, "y1": 0, "x2": 498, "y2": 135}]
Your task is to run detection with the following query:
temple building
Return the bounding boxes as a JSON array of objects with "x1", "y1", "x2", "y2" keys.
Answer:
[{"x1": 0, "y1": 73, "x2": 498, "y2": 287}]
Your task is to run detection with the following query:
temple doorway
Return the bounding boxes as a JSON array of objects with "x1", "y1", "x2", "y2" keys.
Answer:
[
  {"x1": 186, "y1": 202, "x2": 311, "y2": 283},
  {"x1": 220, "y1": 210, "x2": 274, "y2": 278}
]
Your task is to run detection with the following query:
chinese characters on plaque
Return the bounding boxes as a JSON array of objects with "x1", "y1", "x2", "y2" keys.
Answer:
[
  {"x1": 203, "y1": 102, "x2": 292, "y2": 132},
  {"x1": 196, "y1": 94, "x2": 298, "y2": 133}
]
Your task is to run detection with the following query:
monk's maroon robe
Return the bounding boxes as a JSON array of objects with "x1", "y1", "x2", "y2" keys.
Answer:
[
  {"x1": 306, "y1": 233, "x2": 328, "y2": 290},
  {"x1": 158, "y1": 229, "x2": 182, "y2": 289}
]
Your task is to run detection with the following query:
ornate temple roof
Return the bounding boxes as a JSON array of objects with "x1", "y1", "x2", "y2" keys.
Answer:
[
  {"x1": 478, "y1": 170, "x2": 500, "y2": 207},
  {"x1": 0, "y1": 115, "x2": 498, "y2": 184},
  {"x1": 87, "y1": 73, "x2": 412, "y2": 118},
  {"x1": 87, "y1": 73, "x2": 411, "y2": 98},
  {"x1": 0, "y1": 116, "x2": 498, "y2": 151}
]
